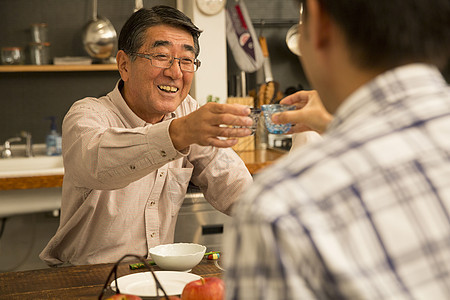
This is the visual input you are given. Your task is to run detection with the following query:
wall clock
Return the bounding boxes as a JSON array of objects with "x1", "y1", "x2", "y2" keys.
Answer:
[{"x1": 195, "y1": 0, "x2": 227, "y2": 16}]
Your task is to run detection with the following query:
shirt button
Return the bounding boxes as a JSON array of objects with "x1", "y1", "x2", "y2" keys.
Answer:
[
  {"x1": 150, "y1": 201, "x2": 155, "y2": 206},
  {"x1": 150, "y1": 232, "x2": 156, "y2": 238},
  {"x1": 160, "y1": 150, "x2": 167, "y2": 157},
  {"x1": 129, "y1": 165, "x2": 136, "y2": 170},
  {"x1": 159, "y1": 172, "x2": 164, "y2": 177}
]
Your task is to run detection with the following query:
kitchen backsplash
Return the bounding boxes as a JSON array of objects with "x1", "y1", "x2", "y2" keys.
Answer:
[
  {"x1": 0, "y1": 0, "x2": 173, "y2": 144},
  {"x1": 0, "y1": 0, "x2": 447, "y2": 145}
]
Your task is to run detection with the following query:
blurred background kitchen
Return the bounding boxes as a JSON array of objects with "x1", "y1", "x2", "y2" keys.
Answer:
[{"x1": 0, "y1": 0, "x2": 448, "y2": 273}]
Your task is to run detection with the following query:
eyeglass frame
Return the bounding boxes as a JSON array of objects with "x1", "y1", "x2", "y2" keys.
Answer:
[{"x1": 129, "y1": 52, "x2": 201, "y2": 72}]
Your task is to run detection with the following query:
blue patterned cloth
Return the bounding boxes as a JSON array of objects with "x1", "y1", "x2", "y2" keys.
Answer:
[{"x1": 224, "y1": 64, "x2": 450, "y2": 299}]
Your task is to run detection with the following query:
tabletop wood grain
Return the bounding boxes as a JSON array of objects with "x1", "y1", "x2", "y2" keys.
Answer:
[{"x1": 0, "y1": 258, "x2": 223, "y2": 299}]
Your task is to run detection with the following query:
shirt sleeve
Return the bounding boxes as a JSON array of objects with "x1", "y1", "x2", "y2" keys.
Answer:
[
  {"x1": 188, "y1": 144, "x2": 253, "y2": 215},
  {"x1": 290, "y1": 131, "x2": 323, "y2": 153},
  {"x1": 62, "y1": 99, "x2": 187, "y2": 190}
]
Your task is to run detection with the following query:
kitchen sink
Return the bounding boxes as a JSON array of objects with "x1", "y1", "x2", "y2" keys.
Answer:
[
  {"x1": 0, "y1": 153, "x2": 64, "y2": 217},
  {"x1": 0, "y1": 155, "x2": 64, "y2": 178}
]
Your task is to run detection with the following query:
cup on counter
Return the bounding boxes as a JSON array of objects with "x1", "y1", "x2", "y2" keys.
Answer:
[
  {"x1": 30, "y1": 23, "x2": 48, "y2": 43},
  {"x1": 1, "y1": 47, "x2": 25, "y2": 65},
  {"x1": 262, "y1": 104, "x2": 296, "y2": 134},
  {"x1": 29, "y1": 42, "x2": 51, "y2": 65}
]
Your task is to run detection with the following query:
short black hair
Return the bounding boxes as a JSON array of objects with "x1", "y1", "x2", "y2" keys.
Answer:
[
  {"x1": 118, "y1": 5, "x2": 202, "y2": 58},
  {"x1": 298, "y1": 0, "x2": 450, "y2": 70}
]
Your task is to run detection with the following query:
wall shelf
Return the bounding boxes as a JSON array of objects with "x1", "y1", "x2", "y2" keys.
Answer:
[{"x1": 0, "y1": 64, "x2": 117, "y2": 73}]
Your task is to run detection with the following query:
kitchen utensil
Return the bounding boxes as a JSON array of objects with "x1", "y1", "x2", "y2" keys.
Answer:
[
  {"x1": 286, "y1": 3, "x2": 303, "y2": 56},
  {"x1": 248, "y1": 107, "x2": 262, "y2": 135},
  {"x1": 1, "y1": 47, "x2": 24, "y2": 65},
  {"x1": 262, "y1": 104, "x2": 296, "y2": 134},
  {"x1": 82, "y1": 0, "x2": 117, "y2": 60},
  {"x1": 29, "y1": 42, "x2": 51, "y2": 65},
  {"x1": 258, "y1": 36, "x2": 280, "y2": 106},
  {"x1": 225, "y1": 0, "x2": 264, "y2": 72},
  {"x1": 286, "y1": 24, "x2": 301, "y2": 56},
  {"x1": 110, "y1": 271, "x2": 201, "y2": 297},
  {"x1": 231, "y1": 107, "x2": 261, "y2": 135},
  {"x1": 30, "y1": 23, "x2": 48, "y2": 43},
  {"x1": 134, "y1": 0, "x2": 143, "y2": 12},
  {"x1": 149, "y1": 243, "x2": 206, "y2": 272}
]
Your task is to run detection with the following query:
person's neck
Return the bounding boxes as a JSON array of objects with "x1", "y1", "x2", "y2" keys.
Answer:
[
  {"x1": 339, "y1": 65, "x2": 382, "y2": 106},
  {"x1": 322, "y1": 60, "x2": 384, "y2": 114},
  {"x1": 120, "y1": 83, "x2": 164, "y2": 124}
]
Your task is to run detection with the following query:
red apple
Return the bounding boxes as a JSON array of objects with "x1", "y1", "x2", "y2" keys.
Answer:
[
  {"x1": 181, "y1": 277, "x2": 224, "y2": 300},
  {"x1": 106, "y1": 293, "x2": 142, "y2": 300}
]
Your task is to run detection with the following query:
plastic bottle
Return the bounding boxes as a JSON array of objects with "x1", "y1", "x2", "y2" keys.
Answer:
[{"x1": 46, "y1": 116, "x2": 62, "y2": 156}]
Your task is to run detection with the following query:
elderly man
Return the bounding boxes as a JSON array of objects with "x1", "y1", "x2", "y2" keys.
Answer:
[{"x1": 40, "y1": 6, "x2": 253, "y2": 266}]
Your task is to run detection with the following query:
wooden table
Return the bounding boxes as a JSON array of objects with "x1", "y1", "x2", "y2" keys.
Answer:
[{"x1": 0, "y1": 258, "x2": 222, "y2": 299}]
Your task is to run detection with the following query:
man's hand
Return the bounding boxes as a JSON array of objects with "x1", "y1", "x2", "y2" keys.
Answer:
[
  {"x1": 169, "y1": 103, "x2": 253, "y2": 150},
  {"x1": 272, "y1": 90, "x2": 333, "y2": 134}
]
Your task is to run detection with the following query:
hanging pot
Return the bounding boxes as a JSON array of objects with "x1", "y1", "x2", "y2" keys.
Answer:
[
  {"x1": 82, "y1": 0, "x2": 117, "y2": 60},
  {"x1": 286, "y1": 24, "x2": 301, "y2": 56}
]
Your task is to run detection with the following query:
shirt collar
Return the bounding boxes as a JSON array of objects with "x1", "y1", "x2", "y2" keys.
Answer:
[{"x1": 327, "y1": 63, "x2": 447, "y2": 132}]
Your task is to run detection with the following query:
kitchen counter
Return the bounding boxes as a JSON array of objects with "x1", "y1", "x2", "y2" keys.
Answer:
[
  {"x1": 0, "y1": 257, "x2": 223, "y2": 299},
  {"x1": 0, "y1": 149, "x2": 286, "y2": 191},
  {"x1": 236, "y1": 148, "x2": 287, "y2": 174}
]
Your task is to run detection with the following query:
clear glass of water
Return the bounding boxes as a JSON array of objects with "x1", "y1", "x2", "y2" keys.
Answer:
[{"x1": 262, "y1": 104, "x2": 296, "y2": 134}]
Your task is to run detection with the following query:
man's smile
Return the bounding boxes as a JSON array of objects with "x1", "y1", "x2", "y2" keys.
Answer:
[{"x1": 158, "y1": 85, "x2": 179, "y2": 93}]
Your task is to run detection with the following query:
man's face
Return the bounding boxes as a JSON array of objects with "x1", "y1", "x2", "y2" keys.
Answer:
[{"x1": 122, "y1": 24, "x2": 196, "y2": 123}]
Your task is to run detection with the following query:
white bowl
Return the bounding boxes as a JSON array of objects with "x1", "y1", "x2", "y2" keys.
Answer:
[{"x1": 149, "y1": 243, "x2": 206, "y2": 272}]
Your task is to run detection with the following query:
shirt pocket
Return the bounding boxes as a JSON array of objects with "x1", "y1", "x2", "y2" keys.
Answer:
[{"x1": 167, "y1": 166, "x2": 193, "y2": 217}]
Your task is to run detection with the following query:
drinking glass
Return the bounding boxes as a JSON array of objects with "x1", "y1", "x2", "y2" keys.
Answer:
[
  {"x1": 232, "y1": 107, "x2": 261, "y2": 135},
  {"x1": 262, "y1": 104, "x2": 296, "y2": 134},
  {"x1": 1, "y1": 47, "x2": 24, "y2": 65}
]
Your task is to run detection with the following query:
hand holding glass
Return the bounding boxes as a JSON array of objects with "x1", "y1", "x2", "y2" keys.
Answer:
[
  {"x1": 262, "y1": 104, "x2": 296, "y2": 134},
  {"x1": 232, "y1": 107, "x2": 261, "y2": 135}
]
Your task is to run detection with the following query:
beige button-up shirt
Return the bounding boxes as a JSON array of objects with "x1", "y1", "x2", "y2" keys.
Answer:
[{"x1": 40, "y1": 81, "x2": 252, "y2": 266}]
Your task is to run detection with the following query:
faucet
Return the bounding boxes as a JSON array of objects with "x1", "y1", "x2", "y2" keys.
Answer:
[
  {"x1": 1, "y1": 137, "x2": 21, "y2": 158},
  {"x1": 20, "y1": 131, "x2": 34, "y2": 157},
  {"x1": 1, "y1": 132, "x2": 34, "y2": 158}
]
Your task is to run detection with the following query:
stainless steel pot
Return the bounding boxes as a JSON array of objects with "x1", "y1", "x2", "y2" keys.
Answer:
[
  {"x1": 286, "y1": 24, "x2": 301, "y2": 56},
  {"x1": 82, "y1": 0, "x2": 117, "y2": 60},
  {"x1": 286, "y1": 3, "x2": 302, "y2": 57}
]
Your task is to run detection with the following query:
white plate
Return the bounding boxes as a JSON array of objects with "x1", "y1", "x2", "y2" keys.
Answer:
[{"x1": 110, "y1": 271, "x2": 201, "y2": 297}]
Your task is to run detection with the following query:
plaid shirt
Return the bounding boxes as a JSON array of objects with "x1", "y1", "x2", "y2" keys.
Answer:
[{"x1": 224, "y1": 64, "x2": 450, "y2": 299}]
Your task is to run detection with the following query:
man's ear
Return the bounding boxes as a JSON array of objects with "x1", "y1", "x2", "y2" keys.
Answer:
[
  {"x1": 116, "y1": 50, "x2": 130, "y2": 81},
  {"x1": 307, "y1": 0, "x2": 332, "y2": 51}
]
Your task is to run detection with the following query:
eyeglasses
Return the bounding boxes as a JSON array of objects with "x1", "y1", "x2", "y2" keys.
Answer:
[{"x1": 131, "y1": 52, "x2": 201, "y2": 72}]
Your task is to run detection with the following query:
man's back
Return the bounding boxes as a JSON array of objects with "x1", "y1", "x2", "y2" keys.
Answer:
[{"x1": 224, "y1": 64, "x2": 450, "y2": 299}]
